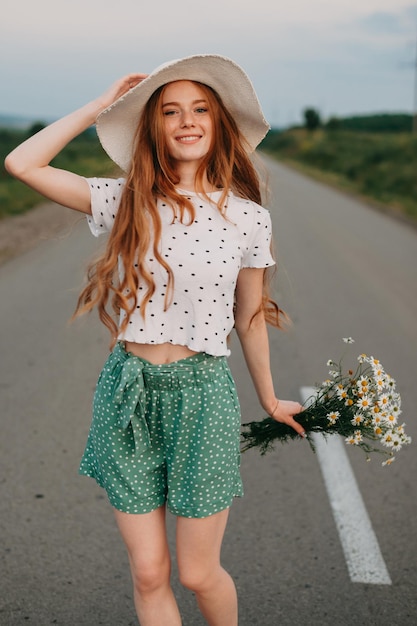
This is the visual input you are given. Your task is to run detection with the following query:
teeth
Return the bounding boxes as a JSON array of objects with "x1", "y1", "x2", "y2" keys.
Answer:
[{"x1": 177, "y1": 136, "x2": 200, "y2": 142}]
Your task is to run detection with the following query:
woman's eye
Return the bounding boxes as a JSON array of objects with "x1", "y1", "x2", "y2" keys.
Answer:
[
  {"x1": 164, "y1": 109, "x2": 178, "y2": 116},
  {"x1": 195, "y1": 107, "x2": 208, "y2": 114}
]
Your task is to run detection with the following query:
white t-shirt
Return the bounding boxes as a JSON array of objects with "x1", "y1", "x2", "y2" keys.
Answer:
[{"x1": 86, "y1": 177, "x2": 275, "y2": 356}]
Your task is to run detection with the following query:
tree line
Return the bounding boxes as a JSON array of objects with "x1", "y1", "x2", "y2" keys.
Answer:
[{"x1": 299, "y1": 109, "x2": 413, "y2": 133}]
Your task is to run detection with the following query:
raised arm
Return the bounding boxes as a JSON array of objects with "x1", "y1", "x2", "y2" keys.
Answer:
[
  {"x1": 234, "y1": 267, "x2": 304, "y2": 436},
  {"x1": 4, "y1": 73, "x2": 147, "y2": 214}
]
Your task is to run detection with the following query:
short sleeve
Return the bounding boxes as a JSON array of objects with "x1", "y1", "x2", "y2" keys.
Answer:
[
  {"x1": 85, "y1": 177, "x2": 125, "y2": 237},
  {"x1": 242, "y1": 209, "x2": 276, "y2": 268}
]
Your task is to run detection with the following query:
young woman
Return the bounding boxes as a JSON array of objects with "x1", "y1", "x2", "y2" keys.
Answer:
[{"x1": 5, "y1": 54, "x2": 304, "y2": 626}]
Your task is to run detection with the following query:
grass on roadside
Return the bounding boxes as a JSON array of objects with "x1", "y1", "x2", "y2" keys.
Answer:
[
  {"x1": 261, "y1": 128, "x2": 417, "y2": 223},
  {"x1": 0, "y1": 127, "x2": 119, "y2": 219}
]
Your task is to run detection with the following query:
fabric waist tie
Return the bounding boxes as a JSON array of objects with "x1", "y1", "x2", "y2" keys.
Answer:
[
  {"x1": 113, "y1": 357, "x2": 151, "y2": 457},
  {"x1": 110, "y1": 342, "x2": 227, "y2": 457}
]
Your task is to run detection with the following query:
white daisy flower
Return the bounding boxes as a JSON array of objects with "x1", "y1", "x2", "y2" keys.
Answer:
[
  {"x1": 373, "y1": 425, "x2": 383, "y2": 437},
  {"x1": 351, "y1": 413, "x2": 364, "y2": 426},
  {"x1": 357, "y1": 376, "x2": 370, "y2": 394},
  {"x1": 374, "y1": 377, "x2": 386, "y2": 392},
  {"x1": 384, "y1": 413, "x2": 398, "y2": 427},
  {"x1": 382, "y1": 431, "x2": 395, "y2": 448},
  {"x1": 327, "y1": 410, "x2": 340, "y2": 425},
  {"x1": 391, "y1": 403, "x2": 402, "y2": 417},
  {"x1": 385, "y1": 375, "x2": 396, "y2": 390},
  {"x1": 374, "y1": 372, "x2": 385, "y2": 384},
  {"x1": 343, "y1": 337, "x2": 355, "y2": 344},
  {"x1": 390, "y1": 391, "x2": 402, "y2": 407},
  {"x1": 356, "y1": 395, "x2": 372, "y2": 410},
  {"x1": 390, "y1": 434, "x2": 403, "y2": 451},
  {"x1": 345, "y1": 435, "x2": 358, "y2": 445},
  {"x1": 354, "y1": 430, "x2": 363, "y2": 443},
  {"x1": 327, "y1": 370, "x2": 338, "y2": 379},
  {"x1": 336, "y1": 385, "x2": 348, "y2": 400},
  {"x1": 382, "y1": 457, "x2": 396, "y2": 467},
  {"x1": 377, "y1": 394, "x2": 390, "y2": 409}
]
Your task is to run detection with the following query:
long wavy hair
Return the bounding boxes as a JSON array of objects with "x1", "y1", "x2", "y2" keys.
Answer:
[{"x1": 73, "y1": 81, "x2": 286, "y2": 346}]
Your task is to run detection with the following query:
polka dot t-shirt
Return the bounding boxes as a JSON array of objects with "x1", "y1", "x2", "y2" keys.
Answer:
[{"x1": 85, "y1": 177, "x2": 275, "y2": 356}]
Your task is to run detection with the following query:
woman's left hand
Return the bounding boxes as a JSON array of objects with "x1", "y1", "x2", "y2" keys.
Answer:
[{"x1": 269, "y1": 399, "x2": 305, "y2": 437}]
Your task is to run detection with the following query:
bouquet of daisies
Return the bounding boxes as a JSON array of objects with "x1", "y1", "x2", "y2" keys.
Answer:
[{"x1": 241, "y1": 338, "x2": 411, "y2": 466}]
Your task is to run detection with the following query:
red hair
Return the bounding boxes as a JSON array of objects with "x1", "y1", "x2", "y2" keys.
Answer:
[{"x1": 73, "y1": 81, "x2": 286, "y2": 345}]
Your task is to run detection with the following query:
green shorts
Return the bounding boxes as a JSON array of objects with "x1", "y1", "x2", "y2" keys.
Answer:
[{"x1": 79, "y1": 343, "x2": 243, "y2": 518}]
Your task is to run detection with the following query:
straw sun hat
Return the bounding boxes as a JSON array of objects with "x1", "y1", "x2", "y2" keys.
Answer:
[{"x1": 96, "y1": 54, "x2": 270, "y2": 172}]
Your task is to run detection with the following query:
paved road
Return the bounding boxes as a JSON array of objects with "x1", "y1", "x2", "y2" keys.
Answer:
[{"x1": 1, "y1": 159, "x2": 416, "y2": 625}]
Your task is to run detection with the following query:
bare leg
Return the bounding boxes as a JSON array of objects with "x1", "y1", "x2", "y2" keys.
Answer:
[
  {"x1": 114, "y1": 505, "x2": 182, "y2": 626},
  {"x1": 176, "y1": 508, "x2": 238, "y2": 626}
]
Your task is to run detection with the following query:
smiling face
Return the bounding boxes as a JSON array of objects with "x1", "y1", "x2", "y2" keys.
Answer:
[{"x1": 161, "y1": 80, "x2": 213, "y2": 172}]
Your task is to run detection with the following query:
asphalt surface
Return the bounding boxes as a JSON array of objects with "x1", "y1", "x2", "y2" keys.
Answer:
[{"x1": 1, "y1": 158, "x2": 416, "y2": 625}]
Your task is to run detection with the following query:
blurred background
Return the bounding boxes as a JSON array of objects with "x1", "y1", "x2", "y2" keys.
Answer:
[
  {"x1": 1, "y1": 0, "x2": 416, "y2": 224},
  {"x1": 1, "y1": 2, "x2": 416, "y2": 625}
]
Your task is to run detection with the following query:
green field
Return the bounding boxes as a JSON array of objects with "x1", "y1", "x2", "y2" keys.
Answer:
[
  {"x1": 261, "y1": 125, "x2": 417, "y2": 222},
  {"x1": 0, "y1": 126, "x2": 118, "y2": 219}
]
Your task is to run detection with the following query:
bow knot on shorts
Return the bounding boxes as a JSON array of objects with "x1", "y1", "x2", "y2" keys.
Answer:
[
  {"x1": 113, "y1": 357, "x2": 150, "y2": 457},
  {"x1": 79, "y1": 343, "x2": 243, "y2": 518}
]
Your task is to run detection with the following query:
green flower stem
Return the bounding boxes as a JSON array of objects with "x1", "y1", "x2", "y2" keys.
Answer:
[{"x1": 241, "y1": 397, "x2": 382, "y2": 456}]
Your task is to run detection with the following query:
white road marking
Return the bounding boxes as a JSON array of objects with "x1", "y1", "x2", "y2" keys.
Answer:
[{"x1": 300, "y1": 386, "x2": 392, "y2": 585}]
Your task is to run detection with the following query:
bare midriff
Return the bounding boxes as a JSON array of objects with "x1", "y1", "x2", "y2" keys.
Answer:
[{"x1": 124, "y1": 341, "x2": 199, "y2": 365}]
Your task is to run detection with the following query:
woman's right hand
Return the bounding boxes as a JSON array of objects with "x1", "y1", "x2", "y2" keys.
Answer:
[{"x1": 94, "y1": 73, "x2": 149, "y2": 119}]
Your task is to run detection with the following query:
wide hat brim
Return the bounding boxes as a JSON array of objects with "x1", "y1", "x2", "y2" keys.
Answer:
[{"x1": 96, "y1": 54, "x2": 270, "y2": 172}]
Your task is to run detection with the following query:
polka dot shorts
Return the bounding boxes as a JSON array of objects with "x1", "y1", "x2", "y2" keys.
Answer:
[{"x1": 79, "y1": 343, "x2": 243, "y2": 518}]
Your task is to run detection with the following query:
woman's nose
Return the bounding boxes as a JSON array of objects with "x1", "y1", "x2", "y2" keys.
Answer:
[{"x1": 180, "y1": 111, "x2": 195, "y2": 127}]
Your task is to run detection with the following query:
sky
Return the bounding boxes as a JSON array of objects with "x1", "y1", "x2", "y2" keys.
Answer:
[{"x1": 1, "y1": 0, "x2": 416, "y2": 128}]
